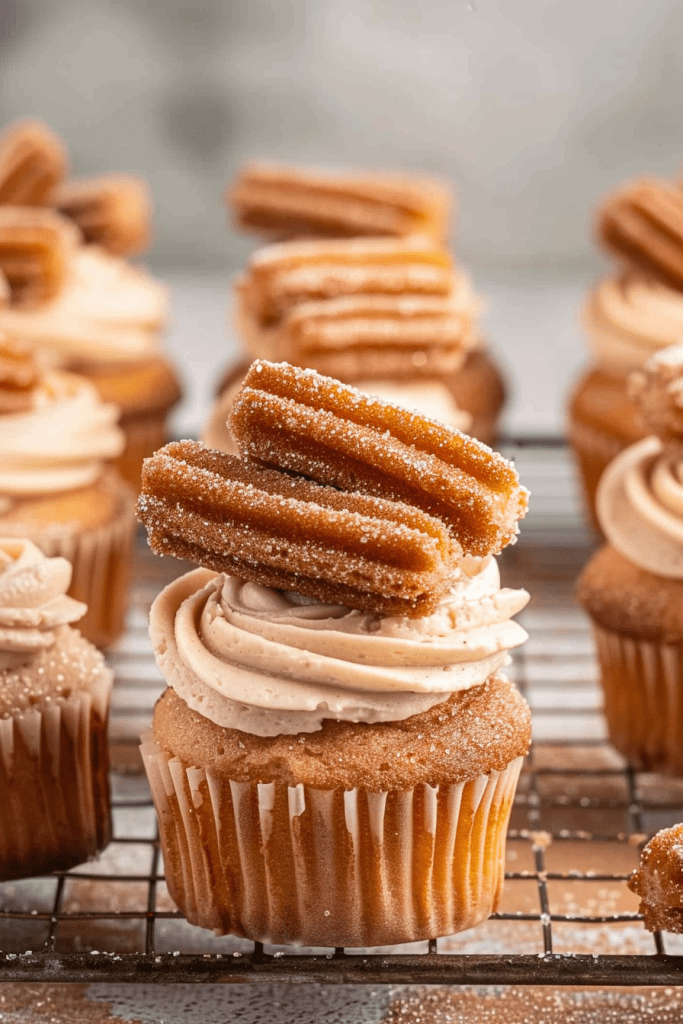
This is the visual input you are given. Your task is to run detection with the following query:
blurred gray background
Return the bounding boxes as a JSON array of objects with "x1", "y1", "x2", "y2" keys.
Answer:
[{"x1": 0, "y1": 0, "x2": 681, "y2": 431}]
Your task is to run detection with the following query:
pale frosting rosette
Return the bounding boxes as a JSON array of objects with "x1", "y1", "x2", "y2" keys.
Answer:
[
  {"x1": 0, "y1": 370, "x2": 124, "y2": 496},
  {"x1": 0, "y1": 539, "x2": 86, "y2": 670},
  {"x1": 150, "y1": 558, "x2": 529, "y2": 737},
  {"x1": 0, "y1": 246, "x2": 168, "y2": 366},
  {"x1": 584, "y1": 275, "x2": 683, "y2": 374}
]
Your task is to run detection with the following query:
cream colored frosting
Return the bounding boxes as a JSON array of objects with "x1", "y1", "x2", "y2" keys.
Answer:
[
  {"x1": 0, "y1": 539, "x2": 86, "y2": 670},
  {"x1": 0, "y1": 371, "x2": 124, "y2": 496},
  {"x1": 0, "y1": 246, "x2": 168, "y2": 366},
  {"x1": 354, "y1": 379, "x2": 471, "y2": 431},
  {"x1": 598, "y1": 435, "x2": 683, "y2": 578},
  {"x1": 585, "y1": 275, "x2": 683, "y2": 374},
  {"x1": 150, "y1": 558, "x2": 529, "y2": 737}
]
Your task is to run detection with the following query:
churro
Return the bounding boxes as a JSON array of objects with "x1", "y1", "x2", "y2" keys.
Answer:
[
  {"x1": 0, "y1": 206, "x2": 78, "y2": 306},
  {"x1": 229, "y1": 361, "x2": 528, "y2": 558},
  {"x1": 0, "y1": 119, "x2": 67, "y2": 206},
  {"x1": 137, "y1": 440, "x2": 457, "y2": 617},
  {"x1": 54, "y1": 173, "x2": 151, "y2": 256},
  {"x1": 228, "y1": 162, "x2": 451, "y2": 242},
  {"x1": 598, "y1": 178, "x2": 683, "y2": 291}
]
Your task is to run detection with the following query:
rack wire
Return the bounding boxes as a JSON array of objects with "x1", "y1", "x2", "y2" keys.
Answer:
[{"x1": 1, "y1": 439, "x2": 683, "y2": 985}]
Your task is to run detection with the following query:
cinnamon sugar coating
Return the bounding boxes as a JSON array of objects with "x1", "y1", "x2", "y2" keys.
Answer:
[
  {"x1": 597, "y1": 178, "x2": 683, "y2": 291},
  {"x1": 0, "y1": 119, "x2": 68, "y2": 206},
  {"x1": 0, "y1": 206, "x2": 78, "y2": 306},
  {"x1": 629, "y1": 344, "x2": 683, "y2": 442},
  {"x1": 137, "y1": 439, "x2": 458, "y2": 617},
  {"x1": 629, "y1": 823, "x2": 683, "y2": 932},
  {"x1": 228, "y1": 162, "x2": 451, "y2": 242},
  {"x1": 0, "y1": 335, "x2": 40, "y2": 413},
  {"x1": 54, "y1": 174, "x2": 151, "y2": 256},
  {"x1": 230, "y1": 361, "x2": 528, "y2": 558},
  {"x1": 153, "y1": 672, "x2": 531, "y2": 790},
  {"x1": 576, "y1": 543, "x2": 683, "y2": 642}
]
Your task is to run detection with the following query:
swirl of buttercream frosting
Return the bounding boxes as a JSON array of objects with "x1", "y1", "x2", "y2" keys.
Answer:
[
  {"x1": 0, "y1": 370, "x2": 124, "y2": 496},
  {"x1": 0, "y1": 246, "x2": 168, "y2": 366},
  {"x1": 150, "y1": 558, "x2": 529, "y2": 737},
  {"x1": 597, "y1": 436, "x2": 683, "y2": 578},
  {"x1": 584, "y1": 275, "x2": 683, "y2": 374},
  {"x1": 0, "y1": 538, "x2": 86, "y2": 670}
]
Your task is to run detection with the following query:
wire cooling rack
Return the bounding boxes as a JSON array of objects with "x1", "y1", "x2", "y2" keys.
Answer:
[{"x1": 1, "y1": 438, "x2": 683, "y2": 986}]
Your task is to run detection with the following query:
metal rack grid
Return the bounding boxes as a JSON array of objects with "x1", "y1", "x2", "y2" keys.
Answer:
[{"x1": 1, "y1": 439, "x2": 683, "y2": 986}]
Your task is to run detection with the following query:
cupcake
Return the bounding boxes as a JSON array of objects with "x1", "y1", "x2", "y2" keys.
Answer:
[
  {"x1": 139, "y1": 361, "x2": 530, "y2": 947},
  {"x1": 569, "y1": 176, "x2": 683, "y2": 529},
  {"x1": 0, "y1": 337, "x2": 135, "y2": 648},
  {"x1": 0, "y1": 539, "x2": 112, "y2": 880},
  {"x1": 577, "y1": 345, "x2": 683, "y2": 774},
  {"x1": 0, "y1": 240, "x2": 182, "y2": 488},
  {"x1": 210, "y1": 235, "x2": 505, "y2": 448}
]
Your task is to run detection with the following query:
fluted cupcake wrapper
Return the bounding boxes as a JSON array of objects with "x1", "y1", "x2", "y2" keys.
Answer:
[
  {"x1": 141, "y1": 733, "x2": 522, "y2": 948},
  {"x1": 0, "y1": 675, "x2": 112, "y2": 881},
  {"x1": 567, "y1": 417, "x2": 628, "y2": 532},
  {"x1": 592, "y1": 623, "x2": 683, "y2": 775},
  {"x1": 9, "y1": 479, "x2": 137, "y2": 650},
  {"x1": 116, "y1": 406, "x2": 175, "y2": 490}
]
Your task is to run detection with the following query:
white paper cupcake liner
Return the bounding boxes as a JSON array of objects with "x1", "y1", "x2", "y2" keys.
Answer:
[
  {"x1": 0, "y1": 672, "x2": 112, "y2": 880},
  {"x1": 141, "y1": 732, "x2": 523, "y2": 948},
  {"x1": 592, "y1": 624, "x2": 683, "y2": 774}
]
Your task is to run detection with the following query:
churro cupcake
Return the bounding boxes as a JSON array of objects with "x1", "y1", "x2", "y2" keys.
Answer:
[
  {"x1": 0, "y1": 241, "x2": 181, "y2": 488},
  {"x1": 0, "y1": 337, "x2": 135, "y2": 648},
  {"x1": 577, "y1": 345, "x2": 683, "y2": 774},
  {"x1": 140, "y1": 361, "x2": 530, "y2": 947},
  {"x1": 629, "y1": 823, "x2": 683, "y2": 932},
  {"x1": 210, "y1": 236, "x2": 505, "y2": 448},
  {"x1": 0, "y1": 539, "x2": 112, "y2": 880},
  {"x1": 569, "y1": 177, "x2": 683, "y2": 529}
]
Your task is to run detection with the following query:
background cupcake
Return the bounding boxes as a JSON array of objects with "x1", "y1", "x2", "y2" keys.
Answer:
[
  {"x1": 139, "y1": 363, "x2": 531, "y2": 946},
  {"x1": 568, "y1": 177, "x2": 683, "y2": 529},
  {"x1": 577, "y1": 344, "x2": 683, "y2": 774},
  {"x1": 0, "y1": 336, "x2": 135, "y2": 648},
  {"x1": 0, "y1": 539, "x2": 112, "y2": 880}
]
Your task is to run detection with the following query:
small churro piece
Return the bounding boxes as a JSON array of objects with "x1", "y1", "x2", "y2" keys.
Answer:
[
  {"x1": 54, "y1": 174, "x2": 151, "y2": 256},
  {"x1": 629, "y1": 343, "x2": 683, "y2": 442},
  {"x1": 0, "y1": 206, "x2": 78, "y2": 306},
  {"x1": 628, "y1": 823, "x2": 683, "y2": 932},
  {"x1": 229, "y1": 361, "x2": 528, "y2": 558},
  {"x1": 137, "y1": 440, "x2": 457, "y2": 617},
  {"x1": 0, "y1": 119, "x2": 68, "y2": 206},
  {"x1": 0, "y1": 335, "x2": 40, "y2": 413},
  {"x1": 597, "y1": 178, "x2": 683, "y2": 291},
  {"x1": 234, "y1": 236, "x2": 479, "y2": 379},
  {"x1": 228, "y1": 162, "x2": 451, "y2": 242}
]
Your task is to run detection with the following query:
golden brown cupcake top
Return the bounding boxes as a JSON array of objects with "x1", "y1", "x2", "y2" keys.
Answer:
[
  {"x1": 629, "y1": 822, "x2": 683, "y2": 932},
  {"x1": 0, "y1": 119, "x2": 68, "y2": 206},
  {"x1": 596, "y1": 177, "x2": 683, "y2": 291},
  {"x1": 228, "y1": 161, "x2": 452, "y2": 243},
  {"x1": 629, "y1": 343, "x2": 683, "y2": 442}
]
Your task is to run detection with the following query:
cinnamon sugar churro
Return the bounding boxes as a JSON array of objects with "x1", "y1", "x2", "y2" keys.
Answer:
[
  {"x1": 228, "y1": 162, "x2": 451, "y2": 242},
  {"x1": 598, "y1": 178, "x2": 683, "y2": 291},
  {"x1": 54, "y1": 173, "x2": 151, "y2": 256},
  {"x1": 229, "y1": 361, "x2": 527, "y2": 558},
  {"x1": 137, "y1": 439, "x2": 456, "y2": 617},
  {"x1": 0, "y1": 119, "x2": 67, "y2": 206},
  {"x1": 0, "y1": 206, "x2": 78, "y2": 306}
]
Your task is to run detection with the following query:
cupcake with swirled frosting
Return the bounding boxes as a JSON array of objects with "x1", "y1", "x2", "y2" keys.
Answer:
[
  {"x1": 0, "y1": 336, "x2": 136, "y2": 647},
  {"x1": 577, "y1": 344, "x2": 683, "y2": 773},
  {"x1": 568, "y1": 267, "x2": 683, "y2": 529},
  {"x1": 0, "y1": 244, "x2": 182, "y2": 488},
  {"x1": 0, "y1": 539, "x2": 113, "y2": 880}
]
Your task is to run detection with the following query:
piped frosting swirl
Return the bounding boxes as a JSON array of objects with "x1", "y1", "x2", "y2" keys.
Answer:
[{"x1": 0, "y1": 538, "x2": 86, "y2": 670}]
